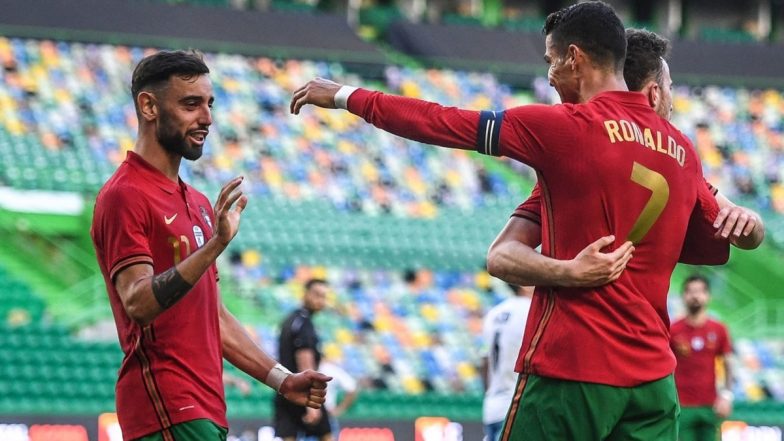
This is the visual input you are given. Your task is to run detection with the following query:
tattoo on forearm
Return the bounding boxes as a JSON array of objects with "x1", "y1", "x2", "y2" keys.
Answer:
[{"x1": 152, "y1": 267, "x2": 193, "y2": 309}]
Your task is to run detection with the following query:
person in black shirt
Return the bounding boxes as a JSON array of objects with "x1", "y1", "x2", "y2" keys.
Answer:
[{"x1": 275, "y1": 278, "x2": 332, "y2": 441}]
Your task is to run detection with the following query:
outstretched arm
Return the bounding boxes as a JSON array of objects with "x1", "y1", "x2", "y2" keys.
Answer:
[
  {"x1": 291, "y1": 78, "x2": 480, "y2": 151},
  {"x1": 220, "y1": 304, "x2": 331, "y2": 408}
]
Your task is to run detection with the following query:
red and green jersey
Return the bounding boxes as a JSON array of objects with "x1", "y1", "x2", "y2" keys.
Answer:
[
  {"x1": 91, "y1": 151, "x2": 226, "y2": 440},
  {"x1": 671, "y1": 318, "x2": 732, "y2": 406},
  {"x1": 344, "y1": 88, "x2": 723, "y2": 386}
]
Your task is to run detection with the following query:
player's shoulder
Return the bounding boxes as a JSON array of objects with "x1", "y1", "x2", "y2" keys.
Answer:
[
  {"x1": 287, "y1": 308, "x2": 312, "y2": 332},
  {"x1": 486, "y1": 297, "x2": 522, "y2": 321},
  {"x1": 661, "y1": 119, "x2": 693, "y2": 146},
  {"x1": 670, "y1": 317, "x2": 688, "y2": 331},
  {"x1": 505, "y1": 102, "x2": 575, "y2": 123},
  {"x1": 707, "y1": 318, "x2": 730, "y2": 333},
  {"x1": 95, "y1": 165, "x2": 147, "y2": 209},
  {"x1": 487, "y1": 299, "x2": 511, "y2": 315},
  {"x1": 483, "y1": 301, "x2": 503, "y2": 325}
]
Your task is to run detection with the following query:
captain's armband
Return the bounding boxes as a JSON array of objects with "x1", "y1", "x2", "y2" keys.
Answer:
[{"x1": 476, "y1": 110, "x2": 504, "y2": 156}]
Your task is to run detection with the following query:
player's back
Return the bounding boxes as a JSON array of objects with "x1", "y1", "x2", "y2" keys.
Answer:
[
  {"x1": 337, "y1": 87, "x2": 717, "y2": 386},
  {"x1": 503, "y1": 91, "x2": 713, "y2": 386}
]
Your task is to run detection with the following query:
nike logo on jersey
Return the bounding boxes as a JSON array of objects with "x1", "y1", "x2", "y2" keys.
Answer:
[{"x1": 164, "y1": 214, "x2": 178, "y2": 224}]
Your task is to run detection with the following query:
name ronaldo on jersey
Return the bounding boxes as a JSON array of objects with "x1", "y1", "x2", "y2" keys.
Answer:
[{"x1": 604, "y1": 119, "x2": 686, "y2": 167}]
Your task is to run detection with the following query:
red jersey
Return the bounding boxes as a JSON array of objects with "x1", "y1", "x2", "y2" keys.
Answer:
[
  {"x1": 515, "y1": 180, "x2": 729, "y2": 264},
  {"x1": 511, "y1": 184, "x2": 543, "y2": 226},
  {"x1": 91, "y1": 151, "x2": 226, "y2": 439},
  {"x1": 345, "y1": 88, "x2": 723, "y2": 386},
  {"x1": 670, "y1": 318, "x2": 732, "y2": 406}
]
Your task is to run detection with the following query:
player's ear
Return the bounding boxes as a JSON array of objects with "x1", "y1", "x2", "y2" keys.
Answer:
[
  {"x1": 137, "y1": 91, "x2": 158, "y2": 122},
  {"x1": 566, "y1": 44, "x2": 580, "y2": 71},
  {"x1": 646, "y1": 81, "x2": 660, "y2": 109}
]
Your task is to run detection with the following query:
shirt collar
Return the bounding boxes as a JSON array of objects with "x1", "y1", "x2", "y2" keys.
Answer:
[
  {"x1": 590, "y1": 90, "x2": 651, "y2": 107},
  {"x1": 125, "y1": 151, "x2": 184, "y2": 195}
]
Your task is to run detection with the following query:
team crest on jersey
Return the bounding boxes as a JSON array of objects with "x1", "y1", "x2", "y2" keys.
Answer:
[
  {"x1": 199, "y1": 206, "x2": 213, "y2": 231},
  {"x1": 691, "y1": 336, "x2": 705, "y2": 351},
  {"x1": 706, "y1": 332, "x2": 718, "y2": 349},
  {"x1": 193, "y1": 225, "x2": 205, "y2": 248}
]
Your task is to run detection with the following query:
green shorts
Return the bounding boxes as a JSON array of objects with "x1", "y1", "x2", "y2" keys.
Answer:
[
  {"x1": 501, "y1": 374, "x2": 679, "y2": 441},
  {"x1": 678, "y1": 406, "x2": 719, "y2": 441},
  {"x1": 133, "y1": 418, "x2": 228, "y2": 441}
]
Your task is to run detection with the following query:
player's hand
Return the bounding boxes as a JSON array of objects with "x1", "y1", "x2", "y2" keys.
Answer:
[
  {"x1": 713, "y1": 205, "x2": 763, "y2": 248},
  {"x1": 279, "y1": 369, "x2": 332, "y2": 409},
  {"x1": 565, "y1": 235, "x2": 634, "y2": 287},
  {"x1": 213, "y1": 176, "x2": 248, "y2": 247},
  {"x1": 302, "y1": 406, "x2": 322, "y2": 425},
  {"x1": 713, "y1": 396, "x2": 733, "y2": 419},
  {"x1": 290, "y1": 77, "x2": 343, "y2": 115}
]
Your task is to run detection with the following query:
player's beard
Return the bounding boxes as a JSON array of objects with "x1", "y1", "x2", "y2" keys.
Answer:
[
  {"x1": 157, "y1": 111, "x2": 204, "y2": 161},
  {"x1": 686, "y1": 302, "x2": 704, "y2": 315}
]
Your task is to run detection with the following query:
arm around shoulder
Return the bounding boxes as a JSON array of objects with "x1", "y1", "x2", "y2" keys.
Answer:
[{"x1": 487, "y1": 217, "x2": 635, "y2": 288}]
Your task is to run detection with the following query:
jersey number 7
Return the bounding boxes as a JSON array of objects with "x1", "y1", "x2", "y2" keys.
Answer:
[{"x1": 627, "y1": 162, "x2": 670, "y2": 244}]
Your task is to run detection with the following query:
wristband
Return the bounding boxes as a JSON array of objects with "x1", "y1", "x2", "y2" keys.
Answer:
[
  {"x1": 719, "y1": 389, "x2": 734, "y2": 402},
  {"x1": 334, "y1": 86, "x2": 358, "y2": 110},
  {"x1": 267, "y1": 363, "x2": 293, "y2": 393}
]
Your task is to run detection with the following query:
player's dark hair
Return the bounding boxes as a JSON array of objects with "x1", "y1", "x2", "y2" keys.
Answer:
[
  {"x1": 683, "y1": 274, "x2": 710, "y2": 292},
  {"x1": 542, "y1": 1, "x2": 626, "y2": 72},
  {"x1": 131, "y1": 50, "x2": 209, "y2": 110},
  {"x1": 403, "y1": 269, "x2": 417, "y2": 284},
  {"x1": 305, "y1": 278, "x2": 328, "y2": 292},
  {"x1": 624, "y1": 28, "x2": 670, "y2": 92}
]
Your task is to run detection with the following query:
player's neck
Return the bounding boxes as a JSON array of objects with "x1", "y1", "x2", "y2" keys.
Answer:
[
  {"x1": 135, "y1": 133, "x2": 182, "y2": 182},
  {"x1": 578, "y1": 70, "x2": 628, "y2": 103},
  {"x1": 685, "y1": 310, "x2": 708, "y2": 327}
]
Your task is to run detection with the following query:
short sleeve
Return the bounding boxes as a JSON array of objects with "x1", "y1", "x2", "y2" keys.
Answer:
[
  {"x1": 291, "y1": 317, "x2": 317, "y2": 351},
  {"x1": 94, "y1": 186, "x2": 153, "y2": 281},
  {"x1": 511, "y1": 184, "x2": 542, "y2": 225},
  {"x1": 678, "y1": 182, "x2": 730, "y2": 265},
  {"x1": 704, "y1": 178, "x2": 719, "y2": 196}
]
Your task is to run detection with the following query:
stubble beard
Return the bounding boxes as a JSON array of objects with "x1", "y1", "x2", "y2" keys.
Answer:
[{"x1": 157, "y1": 113, "x2": 203, "y2": 161}]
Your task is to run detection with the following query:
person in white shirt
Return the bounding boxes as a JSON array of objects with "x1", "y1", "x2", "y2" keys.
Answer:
[
  {"x1": 317, "y1": 359, "x2": 359, "y2": 438},
  {"x1": 481, "y1": 284, "x2": 533, "y2": 441}
]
